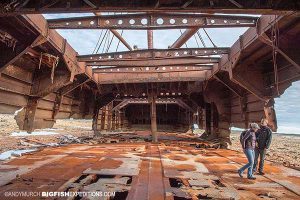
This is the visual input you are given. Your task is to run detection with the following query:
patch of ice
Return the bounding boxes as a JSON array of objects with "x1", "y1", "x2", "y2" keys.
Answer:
[
  {"x1": 14, "y1": 107, "x2": 23, "y2": 116},
  {"x1": 72, "y1": 126, "x2": 91, "y2": 130},
  {"x1": 11, "y1": 131, "x2": 59, "y2": 137},
  {"x1": 43, "y1": 128, "x2": 63, "y2": 131},
  {"x1": 0, "y1": 149, "x2": 37, "y2": 160}
]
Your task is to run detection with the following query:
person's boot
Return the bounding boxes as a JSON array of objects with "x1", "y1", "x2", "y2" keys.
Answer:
[
  {"x1": 258, "y1": 171, "x2": 265, "y2": 175},
  {"x1": 247, "y1": 176, "x2": 256, "y2": 180},
  {"x1": 238, "y1": 170, "x2": 243, "y2": 178}
]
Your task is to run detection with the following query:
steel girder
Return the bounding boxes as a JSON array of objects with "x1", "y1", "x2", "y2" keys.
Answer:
[
  {"x1": 170, "y1": 28, "x2": 199, "y2": 48},
  {"x1": 112, "y1": 98, "x2": 178, "y2": 111},
  {"x1": 47, "y1": 13, "x2": 258, "y2": 29},
  {"x1": 0, "y1": 0, "x2": 297, "y2": 15},
  {"x1": 92, "y1": 65, "x2": 213, "y2": 73},
  {"x1": 85, "y1": 57, "x2": 219, "y2": 67},
  {"x1": 78, "y1": 48, "x2": 228, "y2": 62},
  {"x1": 96, "y1": 71, "x2": 207, "y2": 84}
]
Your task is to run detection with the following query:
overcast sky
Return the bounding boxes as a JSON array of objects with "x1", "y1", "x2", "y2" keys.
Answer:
[{"x1": 44, "y1": 13, "x2": 300, "y2": 134}]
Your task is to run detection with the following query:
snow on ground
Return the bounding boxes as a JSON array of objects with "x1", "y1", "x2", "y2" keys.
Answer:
[
  {"x1": 0, "y1": 149, "x2": 37, "y2": 160},
  {"x1": 11, "y1": 131, "x2": 59, "y2": 137}
]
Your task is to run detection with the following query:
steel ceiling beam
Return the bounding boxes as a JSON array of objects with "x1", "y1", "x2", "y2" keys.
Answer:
[
  {"x1": 112, "y1": 98, "x2": 179, "y2": 111},
  {"x1": 78, "y1": 48, "x2": 228, "y2": 62},
  {"x1": 110, "y1": 29, "x2": 132, "y2": 51},
  {"x1": 86, "y1": 57, "x2": 219, "y2": 67},
  {"x1": 97, "y1": 71, "x2": 207, "y2": 84},
  {"x1": 47, "y1": 13, "x2": 258, "y2": 29},
  {"x1": 0, "y1": 1, "x2": 295, "y2": 15},
  {"x1": 170, "y1": 28, "x2": 199, "y2": 48},
  {"x1": 93, "y1": 12, "x2": 133, "y2": 51},
  {"x1": 92, "y1": 65, "x2": 213, "y2": 73}
]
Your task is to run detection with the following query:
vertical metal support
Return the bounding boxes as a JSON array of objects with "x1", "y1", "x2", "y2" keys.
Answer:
[
  {"x1": 210, "y1": 104, "x2": 214, "y2": 134},
  {"x1": 23, "y1": 97, "x2": 39, "y2": 133},
  {"x1": 52, "y1": 94, "x2": 63, "y2": 119},
  {"x1": 112, "y1": 111, "x2": 116, "y2": 130},
  {"x1": 150, "y1": 93, "x2": 158, "y2": 142},
  {"x1": 120, "y1": 109, "x2": 125, "y2": 130},
  {"x1": 205, "y1": 103, "x2": 212, "y2": 135},
  {"x1": 147, "y1": 30, "x2": 153, "y2": 49},
  {"x1": 101, "y1": 108, "x2": 106, "y2": 130},
  {"x1": 201, "y1": 108, "x2": 206, "y2": 130},
  {"x1": 92, "y1": 102, "x2": 100, "y2": 136}
]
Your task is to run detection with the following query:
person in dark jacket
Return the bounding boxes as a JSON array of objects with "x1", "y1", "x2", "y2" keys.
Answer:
[
  {"x1": 253, "y1": 118, "x2": 272, "y2": 175},
  {"x1": 238, "y1": 123, "x2": 260, "y2": 180}
]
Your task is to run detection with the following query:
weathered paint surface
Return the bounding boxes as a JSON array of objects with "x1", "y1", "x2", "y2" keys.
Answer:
[{"x1": 0, "y1": 132, "x2": 299, "y2": 200}]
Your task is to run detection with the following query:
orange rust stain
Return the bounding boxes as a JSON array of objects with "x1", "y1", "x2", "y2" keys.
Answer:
[
  {"x1": 4, "y1": 157, "x2": 48, "y2": 166},
  {"x1": 167, "y1": 154, "x2": 188, "y2": 161},
  {"x1": 263, "y1": 164, "x2": 283, "y2": 174},
  {"x1": 90, "y1": 158, "x2": 123, "y2": 170},
  {"x1": 173, "y1": 164, "x2": 196, "y2": 171}
]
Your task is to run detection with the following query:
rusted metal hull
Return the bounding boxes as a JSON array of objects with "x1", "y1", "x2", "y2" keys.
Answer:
[{"x1": 0, "y1": 133, "x2": 299, "y2": 200}]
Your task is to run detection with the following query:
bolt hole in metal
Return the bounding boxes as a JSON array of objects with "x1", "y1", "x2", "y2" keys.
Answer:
[
  {"x1": 141, "y1": 18, "x2": 147, "y2": 25},
  {"x1": 157, "y1": 18, "x2": 164, "y2": 25},
  {"x1": 118, "y1": 20, "x2": 123, "y2": 25},
  {"x1": 78, "y1": 21, "x2": 82, "y2": 25},
  {"x1": 170, "y1": 19, "x2": 175, "y2": 24},
  {"x1": 129, "y1": 19, "x2": 135, "y2": 25},
  {"x1": 90, "y1": 21, "x2": 95, "y2": 25}
]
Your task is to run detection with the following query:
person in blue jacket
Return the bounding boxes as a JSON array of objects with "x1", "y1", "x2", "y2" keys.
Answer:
[{"x1": 238, "y1": 123, "x2": 260, "y2": 180}]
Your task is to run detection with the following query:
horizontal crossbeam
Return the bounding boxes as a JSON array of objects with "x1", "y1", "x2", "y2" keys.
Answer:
[
  {"x1": 86, "y1": 57, "x2": 219, "y2": 67},
  {"x1": 78, "y1": 48, "x2": 228, "y2": 62},
  {"x1": 47, "y1": 13, "x2": 258, "y2": 29},
  {"x1": 0, "y1": 1, "x2": 295, "y2": 15},
  {"x1": 92, "y1": 65, "x2": 213, "y2": 73},
  {"x1": 97, "y1": 71, "x2": 207, "y2": 84}
]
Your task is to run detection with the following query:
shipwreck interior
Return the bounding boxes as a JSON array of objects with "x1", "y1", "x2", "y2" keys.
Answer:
[
  {"x1": 0, "y1": 1, "x2": 300, "y2": 199},
  {"x1": 0, "y1": 6, "x2": 299, "y2": 146}
]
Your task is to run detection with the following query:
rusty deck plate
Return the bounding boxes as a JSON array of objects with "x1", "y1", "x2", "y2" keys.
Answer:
[{"x1": 0, "y1": 137, "x2": 299, "y2": 200}]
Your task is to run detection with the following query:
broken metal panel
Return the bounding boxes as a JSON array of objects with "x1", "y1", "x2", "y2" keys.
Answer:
[
  {"x1": 47, "y1": 13, "x2": 258, "y2": 29},
  {"x1": 0, "y1": 33, "x2": 36, "y2": 73},
  {"x1": 0, "y1": 29, "x2": 17, "y2": 49},
  {"x1": 22, "y1": 14, "x2": 96, "y2": 82}
]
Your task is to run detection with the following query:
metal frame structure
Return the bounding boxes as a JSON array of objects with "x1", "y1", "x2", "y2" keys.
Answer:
[
  {"x1": 0, "y1": 2, "x2": 299, "y2": 143},
  {"x1": 78, "y1": 48, "x2": 228, "y2": 61},
  {"x1": 0, "y1": 0, "x2": 298, "y2": 15},
  {"x1": 47, "y1": 13, "x2": 258, "y2": 29}
]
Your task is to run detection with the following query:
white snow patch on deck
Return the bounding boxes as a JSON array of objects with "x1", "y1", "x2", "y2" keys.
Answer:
[
  {"x1": 11, "y1": 131, "x2": 59, "y2": 137},
  {"x1": 0, "y1": 149, "x2": 37, "y2": 160}
]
